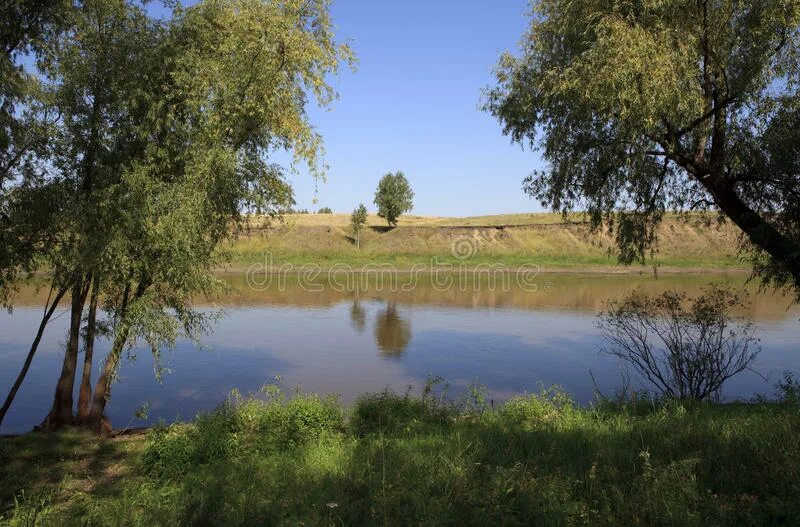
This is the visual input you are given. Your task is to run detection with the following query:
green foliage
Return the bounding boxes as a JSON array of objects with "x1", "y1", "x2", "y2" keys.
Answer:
[
  {"x1": 776, "y1": 372, "x2": 800, "y2": 404},
  {"x1": 2, "y1": 386, "x2": 800, "y2": 526},
  {"x1": 0, "y1": 0, "x2": 354, "y2": 427},
  {"x1": 500, "y1": 387, "x2": 577, "y2": 428},
  {"x1": 0, "y1": 0, "x2": 68, "y2": 179},
  {"x1": 349, "y1": 388, "x2": 454, "y2": 437},
  {"x1": 316, "y1": 206, "x2": 332, "y2": 214},
  {"x1": 485, "y1": 0, "x2": 800, "y2": 294},
  {"x1": 349, "y1": 203, "x2": 367, "y2": 248},
  {"x1": 374, "y1": 171, "x2": 413, "y2": 226},
  {"x1": 141, "y1": 386, "x2": 344, "y2": 479}
]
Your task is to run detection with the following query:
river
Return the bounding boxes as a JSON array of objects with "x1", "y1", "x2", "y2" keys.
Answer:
[{"x1": 1, "y1": 272, "x2": 798, "y2": 434}]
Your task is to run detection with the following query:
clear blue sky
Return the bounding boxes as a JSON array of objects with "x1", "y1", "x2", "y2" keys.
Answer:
[{"x1": 168, "y1": 1, "x2": 547, "y2": 216}]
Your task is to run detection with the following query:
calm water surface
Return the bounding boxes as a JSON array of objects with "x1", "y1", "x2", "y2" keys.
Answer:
[{"x1": 1, "y1": 273, "x2": 798, "y2": 434}]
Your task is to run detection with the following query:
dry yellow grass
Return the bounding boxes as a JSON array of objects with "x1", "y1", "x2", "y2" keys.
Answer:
[
  {"x1": 262, "y1": 212, "x2": 573, "y2": 228},
  {"x1": 228, "y1": 212, "x2": 746, "y2": 271}
]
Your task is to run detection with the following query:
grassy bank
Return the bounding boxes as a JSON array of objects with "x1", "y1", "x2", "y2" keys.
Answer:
[
  {"x1": 225, "y1": 213, "x2": 748, "y2": 272},
  {"x1": 2, "y1": 385, "x2": 799, "y2": 526}
]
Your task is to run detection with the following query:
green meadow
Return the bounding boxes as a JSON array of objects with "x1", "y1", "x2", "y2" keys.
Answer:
[{"x1": 2, "y1": 383, "x2": 799, "y2": 526}]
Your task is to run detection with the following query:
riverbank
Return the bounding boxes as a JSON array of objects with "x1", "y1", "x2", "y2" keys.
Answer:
[
  {"x1": 224, "y1": 212, "x2": 748, "y2": 272},
  {"x1": 2, "y1": 386, "x2": 798, "y2": 526}
]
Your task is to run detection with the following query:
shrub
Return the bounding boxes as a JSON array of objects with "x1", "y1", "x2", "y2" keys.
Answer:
[
  {"x1": 598, "y1": 285, "x2": 760, "y2": 401},
  {"x1": 776, "y1": 372, "x2": 800, "y2": 404},
  {"x1": 500, "y1": 387, "x2": 576, "y2": 428},
  {"x1": 142, "y1": 387, "x2": 344, "y2": 478},
  {"x1": 350, "y1": 389, "x2": 453, "y2": 436}
]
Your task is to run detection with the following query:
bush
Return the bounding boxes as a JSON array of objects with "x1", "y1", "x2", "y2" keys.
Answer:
[
  {"x1": 350, "y1": 389, "x2": 454, "y2": 436},
  {"x1": 142, "y1": 386, "x2": 344, "y2": 478},
  {"x1": 598, "y1": 285, "x2": 760, "y2": 401},
  {"x1": 500, "y1": 387, "x2": 576, "y2": 428},
  {"x1": 776, "y1": 372, "x2": 800, "y2": 404}
]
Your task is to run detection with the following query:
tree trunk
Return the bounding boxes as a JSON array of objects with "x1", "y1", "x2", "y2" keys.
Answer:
[
  {"x1": 39, "y1": 277, "x2": 90, "y2": 431},
  {"x1": 86, "y1": 327, "x2": 130, "y2": 435},
  {"x1": 85, "y1": 275, "x2": 149, "y2": 434},
  {"x1": 701, "y1": 177, "x2": 800, "y2": 287},
  {"x1": 76, "y1": 276, "x2": 100, "y2": 423},
  {"x1": 0, "y1": 285, "x2": 67, "y2": 428}
]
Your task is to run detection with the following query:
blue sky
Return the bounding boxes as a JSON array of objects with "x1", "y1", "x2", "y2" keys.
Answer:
[{"x1": 166, "y1": 1, "x2": 547, "y2": 216}]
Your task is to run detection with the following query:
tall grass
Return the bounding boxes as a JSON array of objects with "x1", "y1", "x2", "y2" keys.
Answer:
[{"x1": 1, "y1": 384, "x2": 799, "y2": 526}]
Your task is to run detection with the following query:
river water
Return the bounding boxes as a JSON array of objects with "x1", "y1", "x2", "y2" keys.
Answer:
[{"x1": 1, "y1": 272, "x2": 798, "y2": 434}]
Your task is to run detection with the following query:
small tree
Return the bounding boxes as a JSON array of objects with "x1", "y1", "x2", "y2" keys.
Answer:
[
  {"x1": 317, "y1": 206, "x2": 332, "y2": 214},
  {"x1": 598, "y1": 286, "x2": 760, "y2": 401},
  {"x1": 350, "y1": 203, "x2": 368, "y2": 248},
  {"x1": 374, "y1": 171, "x2": 413, "y2": 226}
]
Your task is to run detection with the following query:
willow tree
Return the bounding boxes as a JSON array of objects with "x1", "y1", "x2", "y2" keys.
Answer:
[
  {"x1": 0, "y1": 0, "x2": 82, "y2": 427},
  {"x1": 0, "y1": 0, "x2": 69, "y2": 302},
  {"x1": 0, "y1": 0, "x2": 352, "y2": 433},
  {"x1": 485, "y1": 1, "x2": 800, "y2": 295}
]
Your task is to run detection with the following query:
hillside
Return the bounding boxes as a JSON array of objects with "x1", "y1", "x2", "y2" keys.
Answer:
[{"x1": 227, "y1": 213, "x2": 747, "y2": 271}]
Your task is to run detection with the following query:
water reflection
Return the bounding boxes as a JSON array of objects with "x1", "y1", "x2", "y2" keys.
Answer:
[
  {"x1": 350, "y1": 298, "x2": 366, "y2": 333},
  {"x1": 10, "y1": 272, "x2": 798, "y2": 322},
  {"x1": 2, "y1": 272, "x2": 799, "y2": 434},
  {"x1": 374, "y1": 302, "x2": 412, "y2": 358}
]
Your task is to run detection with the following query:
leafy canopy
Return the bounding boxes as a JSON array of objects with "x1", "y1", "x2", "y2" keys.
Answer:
[
  {"x1": 351, "y1": 203, "x2": 368, "y2": 232},
  {"x1": 0, "y1": 0, "x2": 353, "y2": 428},
  {"x1": 374, "y1": 171, "x2": 413, "y2": 226},
  {"x1": 485, "y1": 0, "x2": 800, "y2": 295},
  {"x1": 350, "y1": 202, "x2": 367, "y2": 247}
]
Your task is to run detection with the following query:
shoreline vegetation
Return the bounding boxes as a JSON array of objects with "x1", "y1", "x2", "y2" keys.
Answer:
[
  {"x1": 1, "y1": 384, "x2": 798, "y2": 526},
  {"x1": 223, "y1": 212, "x2": 749, "y2": 272},
  {"x1": 3, "y1": 1, "x2": 799, "y2": 525}
]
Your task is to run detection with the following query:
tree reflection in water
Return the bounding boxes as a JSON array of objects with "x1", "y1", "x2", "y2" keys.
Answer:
[
  {"x1": 374, "y1": 302, "x2": 411, "y2": 357},
  {"x1": 350, "y1": 298, "x2": 366, "y2": 333}
]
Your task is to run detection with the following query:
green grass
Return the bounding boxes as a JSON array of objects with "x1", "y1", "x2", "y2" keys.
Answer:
[
  {"x1": 229, "y1": 250, "x2": 745, "y2": 271},
  {"x1": 2, "y1": 384, "x2": 799, "y2": 526}
]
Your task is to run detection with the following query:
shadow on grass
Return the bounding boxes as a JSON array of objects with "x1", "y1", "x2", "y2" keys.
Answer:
[
  {"x1": 0, "y1": 429, "x2": 141, "y2": 517},
  {"x1": 109, "y1": 392, "x2": 800, "y2": 526},
  {"x1": 3, "y1": 390, "x2": 800, "y2": 526}
]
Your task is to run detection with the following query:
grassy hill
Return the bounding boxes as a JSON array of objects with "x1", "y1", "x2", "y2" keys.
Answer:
[{"x1": 227, "y1": 213, "x2": 747, "y2": 272}]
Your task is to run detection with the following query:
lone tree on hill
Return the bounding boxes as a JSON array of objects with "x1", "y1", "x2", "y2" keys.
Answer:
[
  {"x1": 350, "y1": 203, "x2": 368, "y2": 248},
  {"x1": 374, "y1": 171, "x2": 413, "y2": 226},
  {"x1": 485, "y1": 1, "x2": 800, "y2": 298}
]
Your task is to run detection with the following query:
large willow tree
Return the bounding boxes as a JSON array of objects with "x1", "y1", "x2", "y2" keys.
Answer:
[
  {"x1": 485, "y1": 1, "x2": 800, "y2": 295},
  {"x1": 0, "y1": 0, "x2": 352, "y2": 433}
]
